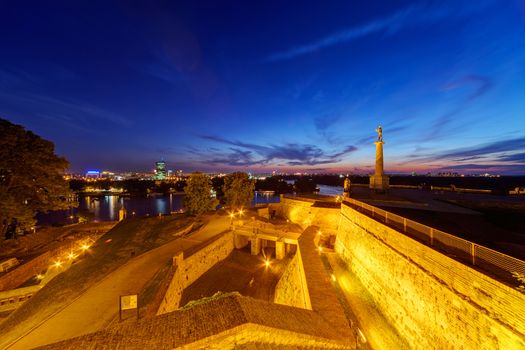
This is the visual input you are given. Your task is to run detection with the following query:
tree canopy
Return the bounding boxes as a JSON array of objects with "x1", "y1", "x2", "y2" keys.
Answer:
[
  {"x1": 294, "y1": 177, "x2": 317, "y2": 194},
  {"x1": 183, "y1": 172, "x2": 217, "y2": 215},
  {"x1": 222, "y1": 172, "x2": 254, "y2": 209},
  {"x1": 0, "y1": 118, "x2": 75, "y2": 238}
]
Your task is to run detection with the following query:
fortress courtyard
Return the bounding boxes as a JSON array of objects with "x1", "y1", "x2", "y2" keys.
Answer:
[{"x1": 1, "y1": 188, "x2": 524, "y2": 349}]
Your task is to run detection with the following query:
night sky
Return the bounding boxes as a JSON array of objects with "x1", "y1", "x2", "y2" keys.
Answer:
[{"x1": 1, "y1": 1, "x2": 525, "y2": 174}]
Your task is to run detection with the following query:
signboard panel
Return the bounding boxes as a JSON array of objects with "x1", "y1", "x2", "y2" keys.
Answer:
[{"x1": 120, "y1": 295, "x2": 137, "y2": 310}]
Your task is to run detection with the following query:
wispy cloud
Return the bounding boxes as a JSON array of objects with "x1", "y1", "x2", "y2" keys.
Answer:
[
  {"x1": 265, "y1": 2, "x2": 492, "y2": 62},
  {"x1": 197, "y1": 135, "x2": 357, "y2": 166},
  {"x1": 426, "y1": 74, "x2": 494, "y2": 140},
  {"x1": 0, "y1": 92, "x2": 132, "y2": 127},
  {"x1": 416, "y1": 136, "x2": 525, "y2": 163}
]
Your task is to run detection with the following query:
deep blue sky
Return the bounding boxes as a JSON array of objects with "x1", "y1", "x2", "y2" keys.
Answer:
[{"x1": 1, "y1": 1, "x2": 525, "y2": 174}]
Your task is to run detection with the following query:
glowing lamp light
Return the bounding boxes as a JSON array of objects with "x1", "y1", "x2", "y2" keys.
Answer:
[
  {"x1": 239, "y1": 209, "x2": 244, "y2": 215},
  {"x1": 318, "y1": 246, "x2": 323, "y2": 252},
  {"x1": 67, "y1": 252, "x2": 76, "y2": 260},
  {"x1": 331, "y1": 274, "x2": 336, "y2": 282},
  {"x1": 81, "y1": 244, "x2": 90, "y2": 251},
  {"x1": 229, "y1": 213, "x2": 235, "y2": 218},
  {"x1": 265, "y1": 260, "x2": 270, "y2": 267},
  {"x1": 54, "y1": 261, "x2": 62, "y2": 268},
  {"x1": 317, "y1": 230, "x2": 322, "y2": 235},
  {"x1": 36, "y1": 274, "x2": 44, "y2": 280}
]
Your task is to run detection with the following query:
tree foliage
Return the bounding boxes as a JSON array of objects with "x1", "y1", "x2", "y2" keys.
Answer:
[
  {"x1": 294, "y1": 177, "x2": 317, "y2": 193},
  {"x1": 222, "y1": 172, "x2": 254, "y2": 209},
  {"x1": 183, "y1": 172, "x2": 217, "y2": 215},
  {"x1": 0, "y1": 118, "x2": 75, "y2": 238}
]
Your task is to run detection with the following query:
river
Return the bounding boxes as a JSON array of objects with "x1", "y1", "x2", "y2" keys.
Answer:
[{"x1": 37, "y1": 192, "x2": 281, "y2": 224}]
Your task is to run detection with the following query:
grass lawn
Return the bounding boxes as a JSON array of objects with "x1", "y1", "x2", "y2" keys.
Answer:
[{"x1": 0, "y1": 214, "x2": 195, "y2": 339}]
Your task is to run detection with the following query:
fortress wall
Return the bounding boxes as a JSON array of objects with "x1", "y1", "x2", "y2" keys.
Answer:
[
  {"x1": 0, "y1": 233, "x2": 102, "y2": 292},
  {"x1": 157, "y1": 231, "x2": 234, "y2": 314},
  {"x1": 336, "y1": 203, "x2": 525, "y2": 349},
  {"x1": 278, "y1": 197, "x2": 340, "y2": 231},
  {"x1": 273, "y1": 247, "x2": 311, "y2": 309}
]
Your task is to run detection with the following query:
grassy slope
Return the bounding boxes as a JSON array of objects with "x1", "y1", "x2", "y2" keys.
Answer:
[{"x1": 0, "y1": 215, "x2": 194, "y2": 341}]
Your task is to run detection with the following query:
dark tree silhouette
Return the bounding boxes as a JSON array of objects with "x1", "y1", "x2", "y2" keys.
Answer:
[{"x1": 0, "y1": 118, "x2": 75, "y2": 239}]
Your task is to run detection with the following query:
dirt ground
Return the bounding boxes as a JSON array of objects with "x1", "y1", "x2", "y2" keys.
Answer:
[{"x1": 180, "y1": 246, "x2": 291, "y2": 306}]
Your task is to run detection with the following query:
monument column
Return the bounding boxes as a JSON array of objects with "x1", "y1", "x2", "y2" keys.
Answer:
[
  {"x1": 369, "y1": 125, "x2": 390, "y2": 192},
  {"x1": 375, "y1": 140, "x2": 385, "y2": 176}
]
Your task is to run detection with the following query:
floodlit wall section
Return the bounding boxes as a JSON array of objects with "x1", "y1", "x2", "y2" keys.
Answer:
[
  {"x1": 157, "y1": 231, "x2": 234, "y2": 314},
  {"x1": 273, "y1": 247, "x2": 311, "y2": 309},
  {"x1": 336, "y1": 203, "x2": 525, "y2": 349},
  {"x1": 277, "y1": 197, "x2": 340, "y2": 231}
]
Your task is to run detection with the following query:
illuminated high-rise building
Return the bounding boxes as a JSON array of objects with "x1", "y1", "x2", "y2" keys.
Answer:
[{"x1": 155, "y1": 160, "x2": 167, "y2": 180}]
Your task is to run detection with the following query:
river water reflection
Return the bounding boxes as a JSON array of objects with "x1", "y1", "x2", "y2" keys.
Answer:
[{"x1": 38, "y1": 192, "x2": 281, "y2": 223}]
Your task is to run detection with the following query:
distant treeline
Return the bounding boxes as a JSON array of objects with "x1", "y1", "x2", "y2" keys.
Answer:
[
  {"x1": 70, "y1": 174, "x2": 525, "y2": 197},
  {"x1": 280, "y1": 175, "x2": 525, "y2": 194},
  {"x1": 69, "y1": 179, "x2": 186, "y2": 195}
]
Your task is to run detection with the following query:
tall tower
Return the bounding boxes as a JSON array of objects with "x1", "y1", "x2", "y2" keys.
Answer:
[
  {"x1": 155, "y1": 160, "x2": 167, "y2": 180},
  {"x1": 369, "y1": 126, "x2": 390, "y2": 192}
]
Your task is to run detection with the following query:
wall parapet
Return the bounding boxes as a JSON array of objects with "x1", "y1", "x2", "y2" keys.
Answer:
[
  {"x1": 277, "y1": 196, "x2": 340, "y2": 231},
  {"x1": 157, "y1": 231, "x2": 234, "y2": 314},
  {"x1": 273, "y1": 249, "x2": 311, "y2": 309},
  {"x1": 342, "y1": 197, "x2": 525, "y2": 285},
  {"x1": 337, "y1": 203, "x2": 525, "y2": 349}
]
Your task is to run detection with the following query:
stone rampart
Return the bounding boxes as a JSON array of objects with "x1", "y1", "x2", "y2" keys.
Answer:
[
  {"x1": 0, "y1": 251, "x2": 52, "y2": 291},
  {"x1": 336, "y1": 202, "x2": 525, "y2": 349},
  {"x1": 277, "y1": 196, "x2": 340, "y2": 231},
  {"x1": 273, "y1": 248, "x2": 311, "y2": 309},
  {"x1": 0, "y1": 233, "x2": 101, "y2": 292},
  {"x1": 157, "y1": 231, "x2": 234, "y2": 314}
]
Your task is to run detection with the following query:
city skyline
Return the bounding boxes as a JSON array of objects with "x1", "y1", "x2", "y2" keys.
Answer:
[{"x1": 1, "y1": 1, "x2": 525, "y2": 174}]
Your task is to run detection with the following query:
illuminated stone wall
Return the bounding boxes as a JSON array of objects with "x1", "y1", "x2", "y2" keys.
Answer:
[
  {"x1": 273, "y1": 247, "x2": 311, "y2": 309},
  {"x1": 336, "y1": 203, "x2": 525, "y2": 349},
  {"x1": 0, "y1": 233, "x2": 102, "y2": 292},
  {"x1": 157, "y1": 231, "x2": 234, "y2": 314},
  {"x1": 277, "y1": 197, "x2": 340, "y2": 231}
]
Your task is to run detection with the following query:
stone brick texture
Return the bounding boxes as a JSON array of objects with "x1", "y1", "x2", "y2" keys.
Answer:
[
  {"x1": 336, "y1": 202, "x2": 525, "y2": 349},
  {"x1": 273, "y1": 250, "x2": 310, "y2": 309},
  {"x1": 158, "y1": 231, "x2": 234, "y2": 314},
  {"x1": 277, "y1": 197, "x2": 340, "y2": 232},
  {"x1": 39, "y1": 293, "x2": 353, "y2": 350}
]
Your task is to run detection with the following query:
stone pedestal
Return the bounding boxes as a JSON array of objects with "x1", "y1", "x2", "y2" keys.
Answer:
[
  {"x1": 369, "y1": 174, "x2": 390, "y2": 191},
  {"x1": 118, "y1": 207, "x2": 127, "y2": 221},
  {"x1": 234, "y1": 234, "x2": 249, "y2": 249},
  {"x1": 369, "y1": 140, "x2": 390, "y2": 192},
  {"x1": 251, "y1": 237, "x2": 261, "y2": 255},
  {"x1": 276, "y1": 240, "x2": 285, "y2": 260}
]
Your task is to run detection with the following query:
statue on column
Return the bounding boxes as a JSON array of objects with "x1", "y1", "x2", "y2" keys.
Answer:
[
  {"x1": 376, "y1": 125, "x2": 383, "y2": 142},
  {"x1": 343, "y1": 177, "x2": 351, "y2": 197}
]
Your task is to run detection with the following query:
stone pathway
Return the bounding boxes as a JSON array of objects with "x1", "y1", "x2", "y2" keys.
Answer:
[{"x1": 326, "y1": 253, "x2": 409, "y2": 350}]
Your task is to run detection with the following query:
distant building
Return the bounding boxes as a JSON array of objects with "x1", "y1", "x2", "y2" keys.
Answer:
[
  {"x1": 155, "y1": 161, "x2": 167, "y2": 180},
  {"x1": 85, "y1": 170, "x2": 100, "y2": 179}
]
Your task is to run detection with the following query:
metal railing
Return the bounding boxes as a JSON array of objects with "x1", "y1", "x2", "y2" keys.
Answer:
[{"x1": 342, "y1": 197, "x2": 525, "y2": 285}]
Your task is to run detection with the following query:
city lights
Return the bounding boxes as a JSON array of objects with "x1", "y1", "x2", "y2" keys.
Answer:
[{"x1": 53, "y1": 261, "x2": 62, "y2": 268}]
